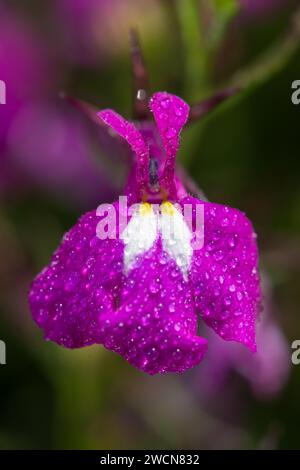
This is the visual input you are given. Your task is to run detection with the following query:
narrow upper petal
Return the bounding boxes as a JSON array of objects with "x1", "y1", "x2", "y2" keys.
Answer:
[
  {"x1": 149, "y1": 92, "x2": 189, "y2": 197},
  {"x1": 98, "y1": 109, "x2": 149, "y2": 196}
]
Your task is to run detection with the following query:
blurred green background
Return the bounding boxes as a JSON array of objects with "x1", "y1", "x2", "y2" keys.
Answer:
[{"x1": 1, "y1": 0, "x2": 300, "y2": 449}]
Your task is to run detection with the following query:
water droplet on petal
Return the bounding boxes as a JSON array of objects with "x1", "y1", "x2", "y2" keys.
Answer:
[
  {"x1": 214, "y1": 250, "x2": 224, "y2": 261},
  {"x1": 166, "y1": 127, "x2": 176, "y2": 139},
  {"x1": 237, "y1": 291, "x2": 243, "y2": 301},
  {"x1": 169, "y1": 303, "x2": 176, "y2": 313}
]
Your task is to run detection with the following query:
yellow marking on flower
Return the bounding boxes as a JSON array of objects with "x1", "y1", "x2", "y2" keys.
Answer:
[
  {"x1": 161, "y1": 201, "x2": 174, "y2": 216},
  {"x1": 139, "y1": 202, "x2": 153, "y2": 215}
]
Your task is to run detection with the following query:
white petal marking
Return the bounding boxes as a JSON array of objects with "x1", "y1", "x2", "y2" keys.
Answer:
[
  {"x1": 121, "y1": 203, "x2": 158, "y2": 274},
  {"x1": 160, "y1": 202, "x2": 192, "y2": 281},
  {"x1": 121, "y1": 202, "x2": 193, "y2": 280}
]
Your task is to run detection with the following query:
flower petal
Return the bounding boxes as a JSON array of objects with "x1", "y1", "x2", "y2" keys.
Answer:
[
  {"x1": 160, "y1": 201, "x2": 193, "y2": 281},
  {"x1": 28, "y1": 202, "x2": 208, "y2": 374},
  {"x1": 149, "y1": 92, "x2": 189, "y2": 197},
  {"x1": 97, "y1": 109, "x2": 149, "y2": 195},
  {"x1": 99, "y1": 239, "x2": 207, "y2": 374},
  {"x1": 181, "y1": 196, "x2": 261, "y2": 351},
  {"x1": 29, "y1": 206, "x2": 124, "y2": 348},
  {"x1": 122, "y1": 202, "x2": 158, "y2": 274}
]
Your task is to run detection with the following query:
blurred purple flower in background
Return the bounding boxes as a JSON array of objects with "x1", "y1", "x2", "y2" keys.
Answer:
[
  {"x1": 0, "y1": 6, "x2": 56, "y2": 194},
  {"x1": 55, "y1": 0, "x2": 111, "y2": 64},
  {"x1": 0, "y1": 7, "x2": 54, "y2": 121},
  {"x1": 196, "y1": 276, "x2": 289, "y2": 402},
  {"x1": 240, "y1": 0, "x2": 292, "y2": 17},
  {"x1": 54, "y1": 0, "x2": 162, "y2": 65},
  {"x1": 7, "y1": 100, "x2": 128, "y2": 209},
  {"x1": 0, "y1": 5, "x2": 129, "y2": 209}
]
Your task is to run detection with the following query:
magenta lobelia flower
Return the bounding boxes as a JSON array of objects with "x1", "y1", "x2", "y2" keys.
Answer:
[
  {"x1": 29, "y1": 90, "x2": 261, "y2": 375},
  {"x1": 29, "y1": 35, "x2": 261, "y2": 375}
]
